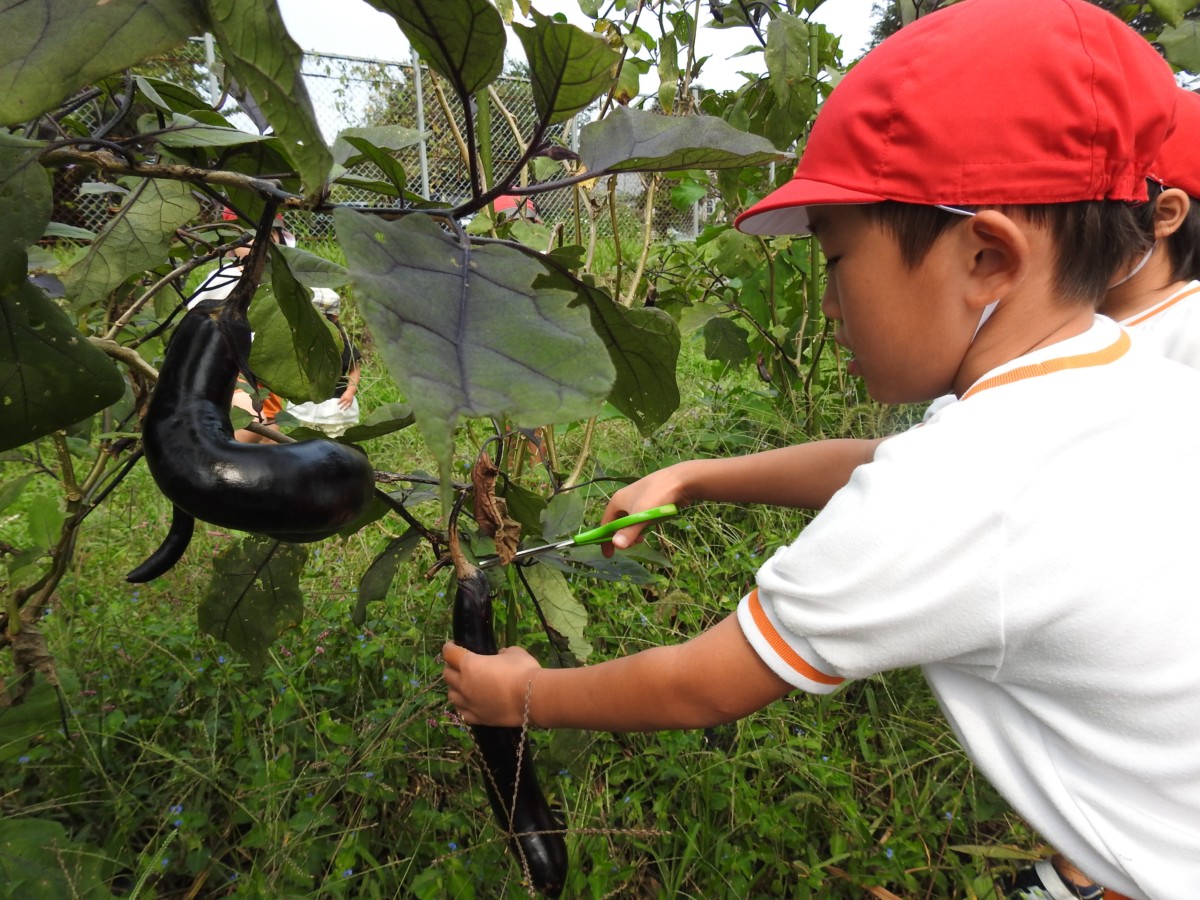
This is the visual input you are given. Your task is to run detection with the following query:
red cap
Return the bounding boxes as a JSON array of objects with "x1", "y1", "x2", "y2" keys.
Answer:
[
  {"x1": 1150, "y1": 89, "x2": 1200, "y2": 199},
  {"x1": 736, "y1": 0, "x2": 1179, "y2": 235},
  {"x1": 220, "y1": 207, "x2": 238, "y2": 221}
]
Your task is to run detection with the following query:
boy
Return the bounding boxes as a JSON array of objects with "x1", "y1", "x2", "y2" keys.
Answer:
[
  {"x1": 442, "y1": 1, "x2": 1200, "y2": 897},
  {"x1": 1105, "y1": 88, "x2": 1200, "y2": 367}
]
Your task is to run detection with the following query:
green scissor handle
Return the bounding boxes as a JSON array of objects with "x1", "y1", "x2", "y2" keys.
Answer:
[{"x1": 569, "y1": 503, "x2": 679, "y2": 546}]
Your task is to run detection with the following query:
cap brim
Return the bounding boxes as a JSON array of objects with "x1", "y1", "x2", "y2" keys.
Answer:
[{"x1": 734, "y1": 178, "x2": 886, "y2": 235}]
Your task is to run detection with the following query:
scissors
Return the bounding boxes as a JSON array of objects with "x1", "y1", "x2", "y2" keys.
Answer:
[{"x1": 478, "y1": 504, "x2": 680, "y2": 568}]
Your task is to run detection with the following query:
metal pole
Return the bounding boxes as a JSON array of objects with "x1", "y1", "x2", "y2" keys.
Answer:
[
  {"x1": 411, "y1": 48, "x2": 431, "y2": 200},
  {"x1": 204, "y1": 33, "x2": 220, "y2": 106}
]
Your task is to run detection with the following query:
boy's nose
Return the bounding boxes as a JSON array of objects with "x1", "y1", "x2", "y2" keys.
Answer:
[{"x1": 820, "y1": 282, "x2": 840, "y2": 320}]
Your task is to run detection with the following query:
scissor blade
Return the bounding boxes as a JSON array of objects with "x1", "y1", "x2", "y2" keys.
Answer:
[{"x1": 478, "y1": 537, "x2": 574, "y2": 568}]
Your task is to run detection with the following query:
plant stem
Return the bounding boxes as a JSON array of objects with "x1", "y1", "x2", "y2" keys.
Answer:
[
  {"x1": 624, "y1": 175, "x2": 658, "y2": 306},
  {"x1": 562, "y1": 417, "x2": 598, "y2": 490}
]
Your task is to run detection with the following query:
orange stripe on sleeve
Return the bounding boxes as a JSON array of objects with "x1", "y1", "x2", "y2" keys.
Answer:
[{"x1": 747, "y1": 589, "x2": 845, "y2": 686}]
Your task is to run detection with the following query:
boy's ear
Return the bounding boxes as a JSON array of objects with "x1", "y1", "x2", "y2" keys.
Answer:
[
  {"x1": 960, "y1": 210, "x2": 1029, "y2": 307},
  {"x1": 1153, "y1": 188, "x2": 1189, "y2": 240}
]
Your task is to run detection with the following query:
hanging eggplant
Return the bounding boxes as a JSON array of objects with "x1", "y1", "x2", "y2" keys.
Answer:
[{"x1": 449, "y1": 526, "x2": 568, "y2": 897}]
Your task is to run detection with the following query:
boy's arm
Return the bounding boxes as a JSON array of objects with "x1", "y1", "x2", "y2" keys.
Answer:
[
  {"x1": 603, "y1": 438, "x2": 884, "y2": 551},
  {"x1": 442, "y1": 614, "x2": 792, "y2": 731}
]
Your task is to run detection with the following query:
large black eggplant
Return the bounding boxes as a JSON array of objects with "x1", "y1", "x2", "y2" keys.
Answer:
[
  {"x1": 126, "y1": 294, "x2": 374, "y2": 582},
  {"x1": 451, "y1": 549, "x2": 569, "y2": 897}
]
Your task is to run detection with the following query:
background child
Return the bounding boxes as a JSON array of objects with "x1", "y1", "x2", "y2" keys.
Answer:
[
  {"x1": 444, "y1": 1, "x2": 1200, "y2": 897},
  {"x1": 1104, "y1": 88, "x2": 1200, "y2": 366},
  {"x1": 284, "y1": 287, "x2": 363, "y2": 437}
]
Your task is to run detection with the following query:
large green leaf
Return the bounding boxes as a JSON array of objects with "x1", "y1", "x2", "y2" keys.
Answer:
[
  {"x1": 1159, "y1": 19, "x2": 1200, "y2": 71},
  {"x1": 765, "y1": 13, "x2": 817, "y2": 137},
  {"x1": 703, "y1": 315, "x2": 752, "y2": 366},
  {"x1": 62, "y1": 178, "x2": 199, "y2": 311},
  {"x1": 578, "y1": 107, "x2": 788, "y2": 174},
  {"x1": 0, "y1": 0, "x2": 206, "y2": 126},
  {"x1": 353, "y1": 529, "x2": 421, "y2": 626},
  {"x1": 0, "y1": 281, "x2": 126, "y2": 452},
  {"x1": 275, "y1": 244, "x2": 351, "y2": 289},
  {"x1": 133, "y1": 75, "x2": 213, "y2": 116},
  {"x1": 335, "y1": 209, "x2": 614, "y2": 500},
  {"x1": 203, "y1": 0, "x2": 331, "y2": 197},
  {"x1": 1148, "y1": 0, "x2": 1198, "y2": 26},
  {"x1": 247, "y1": 247, "x2": 342, "y2": 403},
  {"x1": 0, "y1": 668, "x2": 78, "y2": 764},
  {"x1": 0, "y1": 134, "x2": 52, "y2": 291},
  {"x1": 331, "y1": 125, "x2": 425, "y2": 168},
  {"x1": 364, "y1": 0, "x2": 506, "y2": 96},
  {"x1": 145, "y1": 111, "x2": 274, "y2": 149},
  {"x1": 198, "y1": 536, "x2": 307, "y2": 672},
  {"x1": 217, "y1": 138, "x2": 303, "y2": 225},
  {"x1": 513, "y1": 11, "x2": 620, "y2": 125},
  {"x1": 337, "y1": 401, "x2": 415, "y2": 441},
  {"x1": 0, "y1": 813, "x2": 110, "y2": 897},
  {"x1": 536, "y1": 266, "x2": 680, "y2": 435},
  {"x1": 520, "y1": 564, "x2": 593, "y2": 661}
]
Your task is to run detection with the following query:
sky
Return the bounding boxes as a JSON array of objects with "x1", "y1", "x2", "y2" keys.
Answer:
[{"x1": 276, "y1": 0, "x2": 881, "y2": 90}]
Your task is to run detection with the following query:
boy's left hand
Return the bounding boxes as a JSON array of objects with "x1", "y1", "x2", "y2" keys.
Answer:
[{"x1": 442, "y1": 641, "x2": 541, "y2": 727}]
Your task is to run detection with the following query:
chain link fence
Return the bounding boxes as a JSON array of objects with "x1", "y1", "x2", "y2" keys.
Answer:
[{"x1": 52, "y1": 39, "x2": 716, "y2": 245}]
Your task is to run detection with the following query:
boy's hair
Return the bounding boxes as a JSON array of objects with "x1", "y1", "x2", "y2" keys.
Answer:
[
  {"x1": 1168, "y1": 205, "x2": 1200, "y2": 283},
  {"x1": 860, "y1": 200, "x2": 1152, "y2": 305}
]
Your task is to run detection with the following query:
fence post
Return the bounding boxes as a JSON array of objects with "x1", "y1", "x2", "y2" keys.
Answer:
[
  {"x1": 411, "y1": 48, "x2": 431, "y2": 200},
  {"x1": 204, "y1": 33, "x2": 220, "y2": 106}
]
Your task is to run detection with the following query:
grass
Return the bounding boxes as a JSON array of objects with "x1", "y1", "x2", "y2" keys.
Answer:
[{"x1": 0, "y1": 271, "x2": 1041, "y2": 899}]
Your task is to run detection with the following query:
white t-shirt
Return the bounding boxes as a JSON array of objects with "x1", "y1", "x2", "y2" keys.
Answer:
[
  {"x1": 1119, "y1": 279, "x2": 1200, "y2": 371},
  {"x1": 738, "y1": 317, "x2": 1200, "y2": 899},
  {"x1": 187, "y1": 263, "x2": 244, "y2": 309}
]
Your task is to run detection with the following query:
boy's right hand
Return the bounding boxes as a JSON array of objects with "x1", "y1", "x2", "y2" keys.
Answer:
[{"x1": 600, "y1": 466, "x2": 690, "y2": 557}]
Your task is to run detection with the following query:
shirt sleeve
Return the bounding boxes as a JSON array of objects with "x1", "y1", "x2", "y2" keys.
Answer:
[{"x1": 742, "y1": 424, "x2": 1007, "y2": 690}]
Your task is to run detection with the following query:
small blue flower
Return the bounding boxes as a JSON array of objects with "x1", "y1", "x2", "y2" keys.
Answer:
[
  {"x1": 885, "y1": 848, "x2": 894, "y2": 859},
  {"x1": 217, "y1": 655, "x2": 226, "y2": 664},
  {"x1": 161, "y1": 857, "x2": 169, "y2": 867},
  {"x1": 365, "y1": 772, "x2": 374, "y2": 779},
  {"x1": 342, "y1": 868, "x2": 354, "y2": 878},
  {"x1": 944, "y1": 811, "x2": 954, "y2": 821},
  {"x1": 170, "y1": 804, "x2": 183, "y2": 813},
  {"x1": 18, "y1": 756, "x2": 29, "y2": 764},
  {"x1": 448, "y1": 842, "x2": 458, "y2": 851},
  {"x1": 173, "y1": 819, "x2": 183, "y2": 828},
  {"x1": 357, "y1": 634, "x2": 366, "y2": 642},
  {"x1": 228, "y1": 873, "x2": 239, "y2": 882}
]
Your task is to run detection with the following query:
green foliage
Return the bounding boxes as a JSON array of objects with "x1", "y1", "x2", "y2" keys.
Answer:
[
  {"x1": 337, "y1": 209, "x2": 615, "y2": 493},
  {"x1": 0, "y1": 1, "x2": 1120, "y2": 893},
  {"x1": 365, "y1": 0, "x2": 507, "y2": 97},
  {"x1": 578, "y1": 107, "x2": 787, "y2": 173},
  {"x1": 197, "y1": 536, "x2": 309, "y2": 673},
  {"x1": 0, "y1": 365, "x2": 1036, "y2": 894},
  {"x1": 513, "y1": 11, "x2": 622, "y2": 125},
  {"x1": 0, "y1": 0, "x2": 206, "y2": 126},
  {"x1": 0, "y1": 282, "x2": 126, "y2": 451},
  {"x1": 63, "y1": 178, "x2": 200, "y2": 310},
  {"x1": 202, "y1": 0, "x2": 332, "y2": 197}
]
